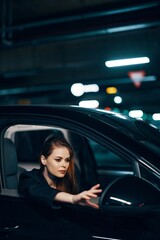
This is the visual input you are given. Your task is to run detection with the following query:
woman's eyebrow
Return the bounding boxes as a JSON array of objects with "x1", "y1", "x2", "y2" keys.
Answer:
[{"x1": 54, "y1": 155, "x2": 62, "y2": 158}]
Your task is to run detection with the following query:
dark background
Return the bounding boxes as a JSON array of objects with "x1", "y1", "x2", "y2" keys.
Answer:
[{"x1": 0, "y1": 0, "x2": 160, "y2": 124}]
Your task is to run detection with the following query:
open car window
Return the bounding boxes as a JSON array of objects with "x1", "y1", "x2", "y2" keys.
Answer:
[
  {"x1": 2, "y1": 124, "x2": 136, "y2": 191},
  {"x1": 2, "y1": 123, "x2": 160, "y2": 192}
]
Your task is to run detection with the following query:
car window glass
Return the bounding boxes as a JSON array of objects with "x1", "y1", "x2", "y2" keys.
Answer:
[
  {"x1": 88, "y1": 139, "x2": 131, "y2": 168},
  {"x1": 88, "y1": 139, "x2": 133, "y2": 189}
]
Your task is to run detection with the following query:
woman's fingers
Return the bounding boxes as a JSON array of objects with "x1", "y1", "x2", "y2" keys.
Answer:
[
  {"x1": 73, "y1": 183, "x2": 102, "y2": 209},
  {"x1": 85, "y1": 200, "x2": 100, "y2": 209},
  {"x1": 81, "y1": 187, "x2": 102, "y2": 199},
  {"x1": 81, "y1": 193, "x2": 96, "y2": 200},
  {"x1": 91, "y1": 184, "x2": 102, "y2": 192},
  {"x1": 88, "y1": 184, "x2": 102, "y2": 195},
  {"x1": 85, "y1": 192, "x2": 98, "y2": 198},
  {"x1": 91, "y1": 184, "x2": 101, "y2": 190}
]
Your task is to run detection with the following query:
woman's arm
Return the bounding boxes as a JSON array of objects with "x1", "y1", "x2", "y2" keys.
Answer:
[
  {"x1": 19, "y1": 170, "x2": 102, "y2": 209},
  {"x1": 54, "y1": 184, "x2": 102, "y2": 209}
]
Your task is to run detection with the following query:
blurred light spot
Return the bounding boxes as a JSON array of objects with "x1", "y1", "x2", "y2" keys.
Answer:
[
  {"x1": 105, "y1": 106, "x2": 111, "y2": 111},
  {"x1": 71, "y1": 83, "x2": 84, "y2": 97},
  {"x1": 129, "y1": 110, "x2": 143, "y2": 118},
  {"x1": 152, "y1": 113, "x2": 160, "y2": 121},
  {"x1": 113, "y1": 108, "x2": 120, "y2": 113},
  {"x1": 105, "y1": 57, "x2": 150, "y2": 67},
  {"x1": 114, "y1": 96, "x2": 122, "y2": 104},
  {"x1": 79, "y1": 100, "x2": 99, "y2": 108},
  {"x1": 84, "y1": 84, "x2": 99, "y2": 93},
  {"x1": 106, "y1": 87, "x2": 117, "y2": 94},
  {"x1": 71, "y1": 83, "x2": 99, "y2": 97},
  {"x1": 123, "y1": 110, "x2": 129, "y2": 115},
  {"x1": 18, "y1": 99, "x2": 31, "y2": 105}
]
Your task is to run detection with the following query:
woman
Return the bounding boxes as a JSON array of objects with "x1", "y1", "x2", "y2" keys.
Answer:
[{"x1": 18, "y1": 135, "x2": 102, "y2": 209}]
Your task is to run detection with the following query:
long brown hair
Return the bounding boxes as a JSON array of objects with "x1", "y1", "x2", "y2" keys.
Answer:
[{"x1": 40, "y1": 135, "x2": 79, "y2": 194}]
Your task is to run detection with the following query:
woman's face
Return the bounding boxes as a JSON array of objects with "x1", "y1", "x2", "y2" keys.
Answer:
[{"x1": 41, "y1": 146, "x2": 71, "y2": 178}]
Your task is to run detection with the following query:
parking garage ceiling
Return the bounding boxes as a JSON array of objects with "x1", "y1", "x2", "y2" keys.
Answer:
[{"x1": 0, "y1": 0, "x2": 160, "y2": 113}]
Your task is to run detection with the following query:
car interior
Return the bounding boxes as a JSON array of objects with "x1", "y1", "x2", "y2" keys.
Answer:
[{"x1": 1, "y1": 124, "x2": 134, "y2": 192}]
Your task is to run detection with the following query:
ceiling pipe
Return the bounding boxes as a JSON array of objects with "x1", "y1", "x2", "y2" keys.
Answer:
[
  {"x1": 1, "y1": 20, "x2": 159, "y2": 47},
  {"x1": 1, "y1": 2, "x2": 159, "y2": 33},
  {"x1": 30, "y1": 21, "x2": 160, "y2": 44},
  {"x1": 1, "y1": 0, "x2": 12, "y2": 45},
  {"x1": 0, "y1": 1, "x2": 159, "y2": 48}
]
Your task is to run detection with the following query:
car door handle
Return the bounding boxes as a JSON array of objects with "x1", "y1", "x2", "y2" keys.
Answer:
[{"x1": 0, "y1": 225, "x2": 19, "y2": 233}]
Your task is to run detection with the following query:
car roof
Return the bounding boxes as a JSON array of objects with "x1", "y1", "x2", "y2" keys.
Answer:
[{"x1": 0, "y1": 104, "x2": 159, "y2": 143}]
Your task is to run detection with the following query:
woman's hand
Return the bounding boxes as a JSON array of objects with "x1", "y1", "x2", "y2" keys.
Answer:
[{"x1": 72, "y1": 184, "x2": 102, "y2": 209}]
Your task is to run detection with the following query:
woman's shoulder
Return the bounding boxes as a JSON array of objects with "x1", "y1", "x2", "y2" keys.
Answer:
[{"x1": 19, "y1": 168, "x2": 42, "y2": 180}]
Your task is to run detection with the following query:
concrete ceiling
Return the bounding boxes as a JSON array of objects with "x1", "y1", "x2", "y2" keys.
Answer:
[{"x1": 0, "y1": 0, "x2": 160, "y2": 114}]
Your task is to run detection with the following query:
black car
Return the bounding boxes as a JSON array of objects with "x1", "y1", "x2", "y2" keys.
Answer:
[{"x1": 0, "y1": 105, "x2": 160, "y2": 240}]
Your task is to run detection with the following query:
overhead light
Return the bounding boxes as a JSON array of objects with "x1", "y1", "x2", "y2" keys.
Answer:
[
  {"x1": 129, "y1": 110, "x2": 143, "y2": 118},
  {"x1": 152, "y1": 113, "x2": 160, "y2": 121},
  {"x1": 105, "y1": 57, "x2": 150, "y2": 68},
  {"x1": 79, "y1": 100, "x2": 99, "y2": 108},
  {"x1": 71, "y1": 83, "x2": 99, "y2": 97},
  {"x1": 70, "y1": 83, "x2": 84, "y2": 97},
  {"x1": 83, "y1": 84, "x2": 99, "y2": 93}
]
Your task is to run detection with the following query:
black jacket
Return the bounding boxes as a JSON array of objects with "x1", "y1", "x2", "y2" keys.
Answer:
[{"x1": 18, "y1": 168, "x2": 61, "y2": 208}]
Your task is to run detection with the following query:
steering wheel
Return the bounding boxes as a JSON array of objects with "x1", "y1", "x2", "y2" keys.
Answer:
[{"x1": 99, "y1": 175, "x2": 160, "y2": 213}]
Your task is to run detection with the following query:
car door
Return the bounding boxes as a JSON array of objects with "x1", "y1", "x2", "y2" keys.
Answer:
[
  {"x1": 0, "y1": 122, "x2": 134, "y2": 240},
  {"x1": 0, "y1": 190, "x2": 100, "y2": 240},
  {"x1": 0, "y1": 124, "x2": 96, "y2": 240}
]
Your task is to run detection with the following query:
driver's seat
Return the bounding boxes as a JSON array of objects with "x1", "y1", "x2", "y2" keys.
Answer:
[{"x1": 3, "y1": 138, "x2": 19, "y2": 189}]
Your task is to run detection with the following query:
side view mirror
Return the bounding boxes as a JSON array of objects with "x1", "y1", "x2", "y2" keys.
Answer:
[{"x1": 99, "y1": 175, "x2": 160, "y2": 216}]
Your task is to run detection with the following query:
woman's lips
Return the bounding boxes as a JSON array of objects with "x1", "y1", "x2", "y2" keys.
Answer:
[{"x1": 58, "y1": 170, "x2": 66, "y2": 174}]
